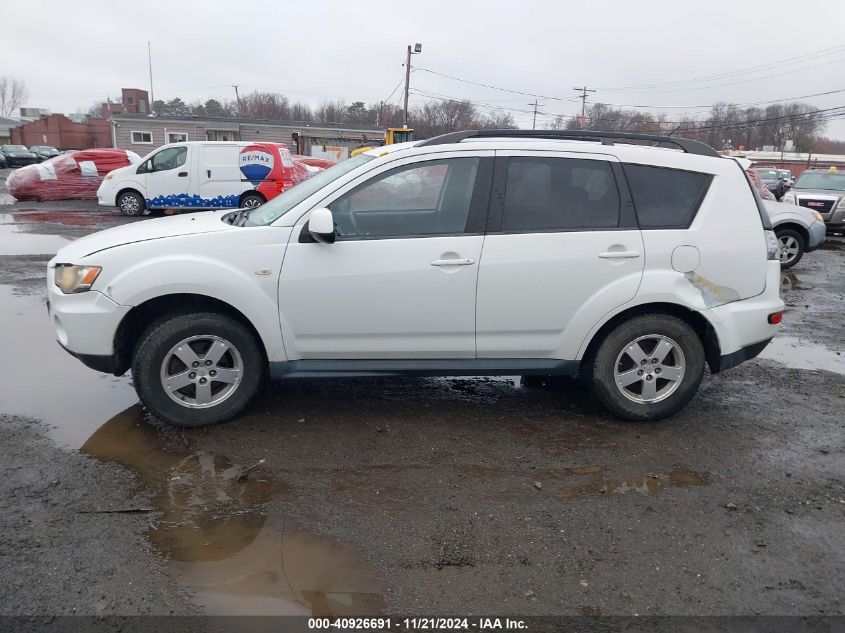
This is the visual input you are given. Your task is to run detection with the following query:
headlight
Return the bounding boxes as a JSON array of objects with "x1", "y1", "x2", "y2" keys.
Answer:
[
  {"x1": 782, "y1": 192, "x2": 796, "y2": 204},
  {"x1": 811, "y1": 211, "x2": 824, "y2": 222},
  {"x1": 54, "y1": 264, "x2": 102, "y2": 293},
  {"x1": 104, "y1": 173, "x2": 113, "y2": 181},
  {"x1": 764, "y1": 230, "x2": 780, "y2": 261}
]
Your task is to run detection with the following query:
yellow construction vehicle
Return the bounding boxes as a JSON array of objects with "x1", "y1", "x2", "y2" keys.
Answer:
[{"x1": 351, "y1": 127, "x2": 414, "y2": 157}]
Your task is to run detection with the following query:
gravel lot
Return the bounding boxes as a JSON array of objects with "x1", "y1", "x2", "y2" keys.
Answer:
[{"x1": 0, "y1": 167, "x2": 842, "y2": 622}]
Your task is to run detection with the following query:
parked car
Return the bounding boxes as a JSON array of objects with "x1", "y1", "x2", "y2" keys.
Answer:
[
  {"x1": 97, "y1": 141, "x2": 323, "y2": 216},
  {"x1": 0, "y1": 144, "x2": 38, "y2": 167},
  {"x1": 778, "y1": 169, "x2": 794, "y2": 189},
  {"x1": 753, "y1": 167, "x2": 787, "y2": 200},
  {"x1": 764, "y1": 200, "x2": 826, "y2": 268},
  {"x1": 6, "y1": 149, "x2": 140, "y2": 201},
  {"x1": 0, "y1": 152, "x2": 6, "y2": 169},
  {"x1": 746, "y1": 168, "x2": 776, "y2": 201},
  {"x1": 48, "y1": 130, "x2": 783, "y2": 427},
  {"x1": 29, "y1": 145, "x2": 60, "y2": 162},
  {"x1": 782, "y1": 167, "x2": 845, "y2": 233}
]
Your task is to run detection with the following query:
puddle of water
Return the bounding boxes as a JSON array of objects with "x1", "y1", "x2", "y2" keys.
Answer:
[
  {"x1": 81, "y1": 406, "x2": 385, "y2": 616},
  {"x1": 562, "y1": 465, "x2": 708, "y2": 497},
  {"x1": 758, "y1": 336, "x2": 845, "y2": 375},
  {"x1": 0, "y1": 286, "x2": 136, "y2": 447},
  {"x1": 0, "y1": 213, "x2": 71, "y2": 255}
]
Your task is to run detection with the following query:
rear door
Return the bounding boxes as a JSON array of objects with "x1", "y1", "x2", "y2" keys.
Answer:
[
  {"x1": 475, "y1": 150, "x2": 644, "y2": 359},
  {"x1": 198, "y1": 143, "x2": 242, "y2": 208}
]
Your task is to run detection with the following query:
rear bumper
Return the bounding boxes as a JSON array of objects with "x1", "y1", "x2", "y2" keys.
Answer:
[
  {"x1": 702, "y1": 261, "x2": 784, "y2": 371},
  {"x1": 717, "y1": 338, "x2": 772, "y2": 372}
]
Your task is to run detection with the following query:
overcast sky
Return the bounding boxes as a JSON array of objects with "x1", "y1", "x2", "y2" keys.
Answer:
[{"x1": 4, "y1": 0, "x2": 845, "y2": 139}]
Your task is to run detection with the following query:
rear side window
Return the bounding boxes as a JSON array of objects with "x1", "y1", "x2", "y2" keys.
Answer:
[
  {"x1": 622, "y1": 164, "x2": 712, "y2": 229},
  {"x1": 500, "y1": 157, "x2": 620, "y2": 232}
]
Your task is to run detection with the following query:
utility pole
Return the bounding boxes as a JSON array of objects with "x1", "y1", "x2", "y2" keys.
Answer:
[
  {"x1": 147, "y1": 41, "x2": 155, "y2": 115},
  {"x1": 403, "y1": 43, "x2": 422, "y2": 128},
  {"x1": 572, "y1": 85, "x2": 596, "y2": 128},
  {"x1": 232, "y1": 84, "x2": 241, "y2": 140},
  {"x1": 528, "y1": 100, "x2": 544, "y2": 130}
]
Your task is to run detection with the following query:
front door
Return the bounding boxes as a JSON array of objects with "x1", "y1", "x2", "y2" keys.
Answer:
[
  {"x1": 476, "y1": 152, "x2": 645, "y2": 359},
  {"x1": 278, "y1": 152, "x2": 493, "y2": 359},
  {"x1": 142, "y1": 145, "x2": 191, "y2": 209}
]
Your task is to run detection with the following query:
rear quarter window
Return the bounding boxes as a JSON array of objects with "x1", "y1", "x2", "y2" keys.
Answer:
[{"x1": 622, "y1": 163, "x2": 712, "y2": 229}]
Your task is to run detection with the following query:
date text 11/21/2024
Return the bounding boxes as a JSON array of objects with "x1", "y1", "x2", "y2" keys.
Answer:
[{"x1": 307, "y1": 618, "x2": 528, "y2": 630}]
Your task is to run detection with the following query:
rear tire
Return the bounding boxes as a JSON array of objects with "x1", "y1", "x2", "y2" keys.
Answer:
[
  {"x1": 585, "y1": 314, "x2": 705, "y2": 421},
  {"x1": 776, "y1": 228, "x2": 805, "y2": 269},
  {"x1": 239, "y1": 193, "x2": 265, "y2": 209},
  {"x1": 117, "y1": 191, "x2": 145, "y2": 217},
  {"x1": 131, "y1": 311, "x2": 264, "y2": 427}
]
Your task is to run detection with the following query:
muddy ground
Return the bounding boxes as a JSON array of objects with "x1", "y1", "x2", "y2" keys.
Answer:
[{"x1": 0, "y1": 169, "x2": 843, "y2": 623}]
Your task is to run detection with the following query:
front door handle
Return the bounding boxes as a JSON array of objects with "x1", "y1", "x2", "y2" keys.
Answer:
[
  {"x1": 598, "y1": 250, "x2": 640, "y2": 259},
  {"x1": 178, "y1": 171, "x2": 188, "y2": 177},
  {"x1": 430, "y1": 258, "x2": 476, "y2": 267}
]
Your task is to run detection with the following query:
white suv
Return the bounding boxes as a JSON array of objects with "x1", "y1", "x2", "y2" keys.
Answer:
[{"x1": 47, "y1": 130, "x2": 784, "y2": 427}]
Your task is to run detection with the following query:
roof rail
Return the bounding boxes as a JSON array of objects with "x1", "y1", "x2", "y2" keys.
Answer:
[{"x1": 416, "y1": 129, "x2": 720, "y2": 158}]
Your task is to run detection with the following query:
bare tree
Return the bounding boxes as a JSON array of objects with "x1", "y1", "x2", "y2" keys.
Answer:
[{"x1": 0, "y1": 77, "x2": 28, "y2": 118}]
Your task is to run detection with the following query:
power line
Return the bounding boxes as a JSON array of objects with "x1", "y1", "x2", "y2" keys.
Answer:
[{"x1": 598, "y1": 44, "x2": 845, "y2": 91}]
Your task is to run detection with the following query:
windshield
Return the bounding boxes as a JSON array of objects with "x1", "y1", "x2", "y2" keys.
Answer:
[
  {"x1": 5, "y1": 145, "x2": 28, "y2": 152},
  {"x1": 755, "y1": 168, "x2": 779, "y2": 181},
  {"x1": 35, "y1": 146, "x2": 57, "y2": 152},
  {"x1": 793, "y1": 172, "x2": 845, "y2": 191},
  {"x1": 246, "y1": 154, "x2": 375, "y2": 226}
]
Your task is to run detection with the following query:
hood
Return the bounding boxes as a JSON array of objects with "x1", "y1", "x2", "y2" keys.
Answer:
[
  {"x1": 102, "y1": 164, "x2": 137, "y2": 181},
  {"x1": 790, "y1": 187, "x2": 844, "y2": 198},
  {"x1": 54, "y1": 211, "x2": 234, "y2": 262},
  {"x1": 764, "y1": 199, "x2": 818, "y2": 223}
]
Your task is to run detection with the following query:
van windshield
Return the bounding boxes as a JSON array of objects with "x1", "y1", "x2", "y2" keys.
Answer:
[{"x1": 246, "y1": 154, "x2": 375, "y2": 226}]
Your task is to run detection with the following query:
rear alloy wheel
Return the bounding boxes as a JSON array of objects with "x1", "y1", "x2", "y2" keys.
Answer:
[
  {"x1": 239, "y1": 194, "x2": 264, "y2": 209},
  {"x1": 132, "y1": 312, "x2": 263, "y2": 427},
  {"x1": 586, "y1": 314, "x2": 705, "y2": 421},
  {"x1": 776, "y1": 228, "x2": 805, "y2": 269},
  {"x1": 117, "y1": 191, "x2": 145, "y2": 217}
]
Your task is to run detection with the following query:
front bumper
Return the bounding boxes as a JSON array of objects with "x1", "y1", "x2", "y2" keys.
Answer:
[
  {"x1": 806, "y1": 220, "x2": 826, "y2": 252},
  {"x1": 47, "y1": 278, "x2": 131, "y2": 364}
]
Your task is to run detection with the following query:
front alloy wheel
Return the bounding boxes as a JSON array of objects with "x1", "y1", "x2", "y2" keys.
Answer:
[
  {"x1": 160, "y1": 335, "x2": 243, "y2": 408},
  {"x1": 776, "y1": 229, "x2": 805, "y2": 269}
]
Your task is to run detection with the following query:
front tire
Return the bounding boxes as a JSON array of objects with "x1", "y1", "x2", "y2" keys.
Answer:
[
  {"x1": 132, "y1": 312, "x2": 264, "y2": 427},
  {"x1": 585, "y1": 314, "x2": 705, "y2": 421},
  {"x1": 776, "y1": 228, "x2": 805, "y2": 269},
  {"x1": 117, "y1": 191, "x2": 146, "y2": 217}
]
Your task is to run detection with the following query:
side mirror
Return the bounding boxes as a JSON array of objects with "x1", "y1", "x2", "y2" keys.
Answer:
[{"x1": 308, "y1": 207, "x2": 336, "y2": 244}]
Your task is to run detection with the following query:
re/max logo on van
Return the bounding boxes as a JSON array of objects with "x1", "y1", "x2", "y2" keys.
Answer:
[{"x1": 240, "y1": 153, "x2": 271, "y2": 163}]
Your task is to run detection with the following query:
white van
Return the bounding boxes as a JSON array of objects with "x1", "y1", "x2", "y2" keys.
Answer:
[{"x1": 97, "y1": 141, "x2": 296, "y2": 216}]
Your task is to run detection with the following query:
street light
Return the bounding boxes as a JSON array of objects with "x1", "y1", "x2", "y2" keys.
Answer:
[{"x1": 403, "y1": 43, "x2": 423, "y2": 127}]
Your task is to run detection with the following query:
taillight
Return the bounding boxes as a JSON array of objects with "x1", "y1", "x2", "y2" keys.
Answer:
[
  {"x1": 275, "y1": 180, "x2": 283, "y2": 192},
  {"x1": 768, "y1": 311, "x2": 783, "y2": 325}
]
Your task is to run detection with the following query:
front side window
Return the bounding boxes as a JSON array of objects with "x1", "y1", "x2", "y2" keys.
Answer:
[
  {"x1": 329, "y1": 157, "x2": 479, "y2": 239},
  {"x1": 500, "y1": 157, "x2": 620, "y2": 232},
  {"x1": 131, "y1": 131, "x2": 152, "y2": 144},
  {"x1": 149, "y1": 146, "x2": 187, "y2": 172},
  {"x1": 623, "y1": 164, "x2": 712, "y2": 229}
]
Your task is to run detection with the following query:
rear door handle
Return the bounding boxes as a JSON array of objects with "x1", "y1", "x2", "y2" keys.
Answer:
[
  {"x1": 430, "y1": 258, "x2": 476, "y2": 267},
  {"x1": 207, "y1": 169, "x2": 212, "y2": 178},
  {"x1": 598, "y1": 250, "x2": 640, "y2": 259}
]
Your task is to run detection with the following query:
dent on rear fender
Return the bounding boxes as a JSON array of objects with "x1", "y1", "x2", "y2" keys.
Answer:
[{"x1": 684, "y1": 272, "x2": 740, "y2": 307}]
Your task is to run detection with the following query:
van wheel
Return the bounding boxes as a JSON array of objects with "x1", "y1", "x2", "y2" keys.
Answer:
[
  {"x1": 117, "y1": 191, "x2": 145, "y2": 217},
  {"x1": 132, "y1": 312, "x2": 264, "y2": 427},
  {"x1": 776, "y1": 228, "x2": 805, "y2": 269},
  {"x1": 239, "y1": 194, "x2": 264, "y2": 209},
  {"x1": 585, "y1": 314, "x2": 705, "y2": 421}
]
